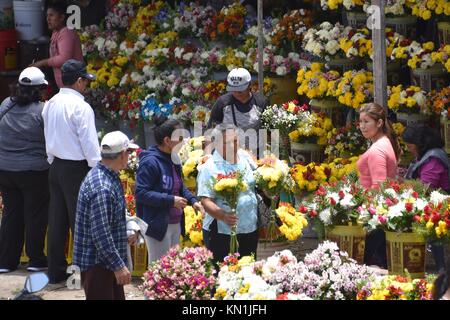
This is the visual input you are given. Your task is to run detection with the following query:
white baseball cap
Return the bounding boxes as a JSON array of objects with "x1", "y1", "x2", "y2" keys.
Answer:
[
  {"x1": 226, "y1": 68, "x2": 251, "y2": 92},
  {"x1": 100, "y1": 131, "x2": 139, "y2": 154},
  {"x1": 18, "y1": 67, "x2": 48, "y2": 86}
]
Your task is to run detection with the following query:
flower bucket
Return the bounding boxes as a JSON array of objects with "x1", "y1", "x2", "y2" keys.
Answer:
[
  {"x1": 437, "y1": 21, "x2": 450, "y2": 45},
  {"x1": 256, "y1": 240, "x2": 290, "y2": 261},
  {"x1": 309, "y1": 98, "x2": 345, "y2": 128},
  {"x1": 345, "y1": 11, "x2": 367, "y2": 29},
  {"x1": 325, "y1": 225, "x2": 366, "y2": 264},
  {"x1": 440, "y1": 118, "x2": 450, "y2": 154},
  {"x1": 410, "y1": 63, "x2": 448, "y2": 92},
  {"x1": 366, "y1": 60, "x2": 402, "y2": 85},
  {"x1": 268, "y1": 76, "x2": 298, "y2": 105},
  {"x1": 385, "y1": 231, "x2": 426, "y2": 279},
  {"x1": 385, "y1": 15, "x2": 417, "y2": 38},
  {"x1": 325, "y1": 57, "x2": 362, "y2": 73},
  {"x1": 291, "y1": 142, "x2": 324, "y2": 164},
  {"x1": 395, "y1": 112, "x2": 429, "y2": 127}
]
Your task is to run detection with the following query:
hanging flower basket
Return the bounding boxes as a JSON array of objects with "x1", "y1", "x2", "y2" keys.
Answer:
[
  {"x1": 309, "y1": 98, "x2": 345, "y2": 128},
  {"x1": 385, "y1": 15, "x2": 417, "y2": 39},
  {"x1": 268, "y1": 76, "x2": 299, "y2": 105},
  {"x1": 437, "y1": 21, "x2": 450, "y2": 45},
  {"x1": 410, "y1": 63, "x2": 448, "y2": 92},
  {"x1": 325, "y1": 225, "x2": 366, "y2": 264},
  {"x1": 385, "y1": 231, "x2": 426, "y2": 279},
  {"x1": 290, "y1": 142, "x2": 324, "y2": 164}
]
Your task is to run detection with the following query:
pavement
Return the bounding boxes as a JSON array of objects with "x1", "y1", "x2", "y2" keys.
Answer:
[{"x1": 0, "y1": 265, "x2": 145, "y2": 300}]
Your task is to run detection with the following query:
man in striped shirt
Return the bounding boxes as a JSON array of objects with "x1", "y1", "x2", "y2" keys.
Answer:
[{"x1": 73, "y1": 131, "x2": 139, "y2": 300}]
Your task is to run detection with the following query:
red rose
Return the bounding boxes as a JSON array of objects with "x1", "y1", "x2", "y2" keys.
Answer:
[
  {"x1": 412, "y1": 192, "x2": 419, "y2": 199},
  {"x1": 329, "y1": 197, "x2": 337, "y2": 206},
  {"x1": 405, "y1": 203, "x2": 413, "y2": 212},
  {"x1": 413, "y1": 215, "x2": 421, "y2": 222}
]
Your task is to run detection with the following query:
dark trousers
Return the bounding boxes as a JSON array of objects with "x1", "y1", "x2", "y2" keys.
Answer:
[
  {"x1": 47, "y1": 158, "x2": 89, "y2": 283},
  {"x1": 0, "y1": 170, "x2": 49, "y2": 269},
  {"x1": 81, "y1": 265, "x2": 125, "y2": 300},
  {"x1": 364, "y1": 229, "x2": 387, "y2": 268},
  {"x1": 204, "y1": 220, "x2": 259, "y2": 265}
]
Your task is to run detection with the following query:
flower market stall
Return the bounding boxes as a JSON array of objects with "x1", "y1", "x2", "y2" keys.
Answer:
[{"x1": 74, "y1": 0, "x2": 450, "y2": 300}]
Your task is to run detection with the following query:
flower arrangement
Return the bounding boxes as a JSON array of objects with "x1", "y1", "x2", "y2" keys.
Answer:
[
  {"x1": 268, "y1": 9, "x2": 312, "y2": 53},
  {"x1": 218, "y1": 47, "x2": 247, "y2": 71},
  {"x1": 248, "y1": 47, "x2": 303, "y2": 76},
  {"x1": 302, "y1": 22, "x2": 354, "y2": 61},
  {"x1": 296, "y1": 63, "x2": 340, "y2": 99},
  {"x1": 141, "y1": 245, "x2": 216, "y2": 300},
  {"x1": 357, "y1": 274, "x2": 434, "y2": 300},
  {"x1": 330, "y1": 69, "x2": 374, "y2": 109},
  {"x1": 211, "y1": 171, "x2": 248, "y2": 254},
  {"x1": 410, "y1": 0, "x2": 450, "y2": 20},
  {"x1": 431, "y1": 45, "x2": 450, "y2": 72},
  {"x1": 125, "y1": 194, "x2": 136, "y2": 216},
  {"x1": 358, "y1": 180, "x2": 430, "y2": 233},
  {"x1": 178, "y1": 136, "x2": 206, "y2": 164},
  {"x1": 339, "y1": 28, "x2": 372, "y2": 59},
  {"x1": 172, "y1": 2, "x2": 216, "y2": 38},
  {"x1": 183, "y1": 206, "x2": 204, "y2": 246},
  {"x1": 413, "y1": 195, "x2": 450, "y2": 243},
  {"x1": 79, "y1": 25, "x2": 121, "y2": 61},
  {"x1": 140, "y1": 94, "x2": 175, "y2": 123},
  {"x1": 181, "y1": 148, "x2": 210, "y2": 189},
  {"x1": 129, "y1": 1, "x2": 169, "y2": 37},
  {"x1": 402, "y1": 41, "x2": 437, "y2": 70},
  {"x1": 207, "y1": 2, "x2": 247, "y2": 41},
  {"x1": 288, "y1": 111, "x2": 334, "y2": 145},
  {"x1": 325, "y1": 122, "x2": 369, "y2": 159},
  {"x1": 260, "y1": 100, "x2": 305, "y2": 136},
  {"x1": 104, "y1": 2, "x2": 136, "y2": 31},
  {"x1": 387, "y1": 85, "x2": 428, "y2": 114},
  {"x1": 267, "y1": 241, "x2": 376, "y2": 300},
  {"x1": 291, "y1": 162, "x2": 333, "y2": 192},
  {"x1": 327, "y1": 156, "x2": 360, "y2": 178},
  {"x1": 302, "y1": 176, "x2": 367, "y2": 236},
  {"x1": 276, "y1": 202, "x2": 309, "y2": 241},
  {"x1": 428, "y1": 87, "x2": 450, "y2": 118}
]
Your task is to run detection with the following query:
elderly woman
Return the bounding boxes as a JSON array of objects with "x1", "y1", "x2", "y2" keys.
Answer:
[{"x1": 197, "y1": 124, "x2": 258, "y2": 264}]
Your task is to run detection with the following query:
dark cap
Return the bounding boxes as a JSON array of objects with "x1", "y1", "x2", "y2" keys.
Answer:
[{"x1": 61, "y1": 59, "x2": 96, "y2": 81}]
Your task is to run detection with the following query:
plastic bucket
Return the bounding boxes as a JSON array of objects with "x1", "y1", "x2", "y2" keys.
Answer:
[
  {"x1": 0, "y1": 28, "x2": 17, "y2": 71},
  {"x1": 325, "y1": 225, "x2": 366, "y2": 264},
  {"x1": 13, "y1": 0, "x2": 44, "y2": 40},
  {"x1": 0, "y1": 0, "x2": 14, "y2": 29}
]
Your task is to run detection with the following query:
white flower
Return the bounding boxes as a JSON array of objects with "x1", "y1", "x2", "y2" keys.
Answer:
[
  {"x1": 275, "y1": 66, "x2": 287, "y2": 76},
  {"x1": 430, "y1": 191, "x2": 449, "y2": 205},
  {"x1": 319, "y1": 208, "x2": 332, "y2": 225}
]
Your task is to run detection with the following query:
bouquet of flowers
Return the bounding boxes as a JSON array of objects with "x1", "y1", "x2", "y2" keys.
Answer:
[
  {"x1": 329, "y1": 69, "x2": 374, "y2": 109},
  {"x1": 358, "y1": 180, "x2": 430, "y2": 233},
  {"x1": 432, "y1": 45, "x2": 450, "y2": 73},
  {"x1": 411, "y1": 0, "x2": 449, "y2": 20},
  {"x1": 268, "y1": 9, "x2": 312, "y2": 53},
  {"x1": 288, "y1": 111, "x2": 334, "y2": 146},
  {"x1": 183, "y1": 206, "x2": 204, "y2": 246},
  {"x1": 428, "y1": 87, "x2": 450, "y2": 118},
  {"x1": 178, "y1": 136, "x2": 206, "y2": 163},
  {"x1": 172, "y1": 2, "x2": 216, "y2": 38},
  {"x1": 181, "y1": 146, "x2": 210, "y2": 190},
  {"x1": 170, "y1": 102, "x2": 192, "y2": 127},
  {"x1": 105, "y1": 2, "x2": 136, "y2": 31},
  {"x1": 413, "y1": 194, "x2": 450, "y2": 243},
  {"x1": 207, "y1": 2, "x2": 247, "y2": 41},
  {"x1": 357, "y1": 274, "x2": 434, "y2": 300},
  {"x1": 327, "y1": 156, "x2": 360, "y2": 178},
  {"x1": 267, "y1": 241, "x2": 376, "y2": 300},
  {"x1": 248, "y1": 47, "x2": 303, "y2": 76},
  {"x1": 320, "y1": 0, "x2": 365, "y2": 11},
  {"x1": 211, "y1": 171, "x2": 248, "y2": 254},
  {"x1": 129, "y1": 1, "x2": 170, "y2": 37},
  {"x1": 302, "y1": 22, "x2": 354, "y2": 61},
  {"x1": 140, "y1": 94, "x2": 175, "y2": 123},
  {"x1": 302, "y1": 176, "x2": 367, "y2": 236},
  {"x1": 125, "y1": 194, "x2": 136, "y2": 216},
  {"x1": 254, "y1": 154, "x2": 296, "y2": 240},
  {"x1": 276, "y1": 202, "x2": 308, "y2": 241},
  {"x1": 218, "y1": 47, "x2": 247, "y2": 71},
  {"x1": 291, "y1": 162, "x2": 333, "y2": 192},
  {"x1": 401, "y1": 41, "x2": 437, "y2": 70},
  {"x1": 296, "y1": 63, "x2": 340, "y2": 99},
  {"x1": 79, "y1": 25, "x2": 121, "y2": 61},
  {"x1": 387, "y1": 85, "x2": 428, "y2": 114},
  {"x1": 325, "y1": 122, "x2": 369, "y2": 159},
  {"x1": 339, "y1": 28, "x2": 372, "y2": 59},
  {"x1": 141, "y1": 245, "x2": 216, "y2": 300},
  {"x1": 214, "y1": 254, "x2": 279, "y2": 300}
]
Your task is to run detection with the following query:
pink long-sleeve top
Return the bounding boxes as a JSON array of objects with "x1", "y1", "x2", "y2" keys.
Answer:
[
  {"x1": 357, "y1": 136, "x2": 398, "y2": 189},
  {"x1": 48, "y1": 27, "x2": 84, "y2": 88}
]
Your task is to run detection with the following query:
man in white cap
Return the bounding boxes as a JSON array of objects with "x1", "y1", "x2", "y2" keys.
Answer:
[
  {"x1": 73, "y1": 131, "x2": 139, "y2": 300},
  {"x1": 208, "y1": 67, "x2": 268, "y2": 132}
]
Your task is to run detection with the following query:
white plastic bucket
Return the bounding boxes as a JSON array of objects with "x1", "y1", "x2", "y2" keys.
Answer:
[
  {"x1": 0, "y1": 0, "x2": 14, "y2": 29},
  {"x1": 13, "y1": 0, "x2": 44, "y2": 40}
]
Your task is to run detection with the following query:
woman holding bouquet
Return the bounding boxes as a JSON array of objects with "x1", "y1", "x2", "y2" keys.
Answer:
[
  {"x1": 135, "y1": 116, "x2": 205, "y2": 263},
  {"x1": 197, "y1": 124, "x2": 259, "y2": 265},
  {"x1": 357, "y1": 103, "x2": 401, "y2": 268}
]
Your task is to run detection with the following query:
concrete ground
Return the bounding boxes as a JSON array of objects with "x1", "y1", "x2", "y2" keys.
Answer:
[{"x1": 0, "y1": 266, "x2": 145, "y2": 300}]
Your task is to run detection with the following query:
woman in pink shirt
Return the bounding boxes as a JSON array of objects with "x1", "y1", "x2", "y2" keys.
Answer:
[
  {"x1": 31, "y1": 2, "x2": 84, "y2": 89},
  {"x1": 357, "y1": 103, "x2": 401, "y2": 268}
]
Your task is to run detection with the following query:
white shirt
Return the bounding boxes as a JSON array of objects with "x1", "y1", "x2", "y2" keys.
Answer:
[{"x1": 42, "y1": 88, "x2": 101, "y2": 167}]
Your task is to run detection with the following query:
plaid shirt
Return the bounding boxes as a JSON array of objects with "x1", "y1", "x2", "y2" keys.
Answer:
[{"x1": 73, "y1": 162, "x2": 127, "y2": 272}]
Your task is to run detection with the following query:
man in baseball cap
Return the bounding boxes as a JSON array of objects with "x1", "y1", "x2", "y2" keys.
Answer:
[
  {"x1": 73, "y1": 130, "x2": 139, "y2": 300},
  {"x1": 226, "y1": 67, "x2": 252, "y2": 92},
  {"x1": 61, "y1": 59, "x2": 96, "y2": 85}
]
